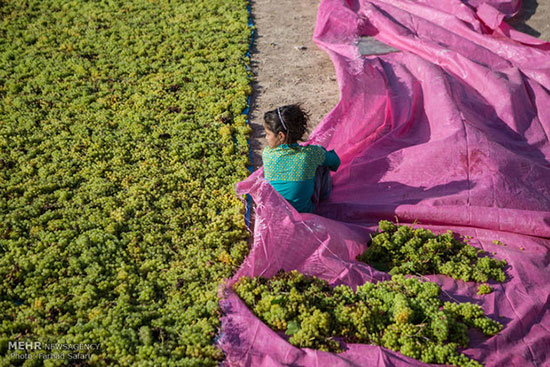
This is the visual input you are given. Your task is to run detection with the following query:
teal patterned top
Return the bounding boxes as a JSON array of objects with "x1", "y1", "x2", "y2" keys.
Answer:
[{"x1": 263, "y1": 143, "x2": 340, "y2": 213}]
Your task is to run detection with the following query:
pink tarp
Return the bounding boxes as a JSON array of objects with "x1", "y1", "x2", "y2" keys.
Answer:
[{"x1": 219, "y1": 0, "x2": 550, "y2": 365}]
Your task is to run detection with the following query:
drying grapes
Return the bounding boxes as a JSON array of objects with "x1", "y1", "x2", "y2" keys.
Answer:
[
  {"x1": 357, "y1": 221, "x2": 507, "y2": 283},
  {"x1": 233, "y1": 270, "x2": 503, "y2": 366}
]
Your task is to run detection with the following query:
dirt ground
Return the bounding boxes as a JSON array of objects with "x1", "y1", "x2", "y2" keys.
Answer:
[
  {"x1": 248, "y1": 0, "x2": 550, "y2": 171},
  {"x1": 247, "y1": 0, "x2": 340, "y2": 170}
]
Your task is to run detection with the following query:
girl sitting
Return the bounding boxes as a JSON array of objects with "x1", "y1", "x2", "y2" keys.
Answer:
[{"x1": 262, "y1": 104, "x2": 340, "y2": 213}]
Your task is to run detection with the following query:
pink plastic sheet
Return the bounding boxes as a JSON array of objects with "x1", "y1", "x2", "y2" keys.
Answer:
[{"x1": 220, "y1": 0, "x2": 550, "y2": 365}]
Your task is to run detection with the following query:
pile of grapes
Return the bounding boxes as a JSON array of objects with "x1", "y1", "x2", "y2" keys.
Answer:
[
  {"x1": 357, "y1": 221, "x2": 507, "y2": 283},
  {"x1": 0, "y1": 0, "x2": 252, "y2": 365},
  {"x1": 234, "y1": 271, "x2": 502, "y2": 366}
]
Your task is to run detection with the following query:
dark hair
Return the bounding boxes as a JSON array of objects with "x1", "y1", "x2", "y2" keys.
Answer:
[{"x1": 263, "y1": 104, "x2": 310, "y2": 144}]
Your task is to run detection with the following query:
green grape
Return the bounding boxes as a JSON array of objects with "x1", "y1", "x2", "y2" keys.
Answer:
[
  {"x1": 233, "y1": 271, "x2": 503, "y2": 367},
  {"x1": 379, "y1": 220, "x2": 397, "y2": 233},
  {"x1": 477, "y1": 284, "x2": 493, "y2": 295},
  {"x1": 357, "y1": 220, "x2": 507, "y2": 285}
]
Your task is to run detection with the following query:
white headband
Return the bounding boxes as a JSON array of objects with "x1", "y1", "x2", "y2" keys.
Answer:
[{"x1": 277, "y1": 107, "x2": 288, "y2": 131}]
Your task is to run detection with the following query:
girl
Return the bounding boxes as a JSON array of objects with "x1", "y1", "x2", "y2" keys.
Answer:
[{"x1": 262, "y1": 104, "x2": 340, "y2": 213}]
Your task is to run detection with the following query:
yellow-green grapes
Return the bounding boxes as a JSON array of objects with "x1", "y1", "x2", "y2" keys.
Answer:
[
  {"x1": 233, "y1": 271, "x2": 503, "y2": 367},
  {"x1": 0, "y1": 0, "x2": 252, "y2": 365},
  {"x1": 357, "y1": 221, "x2": 507, "y2": 283}
]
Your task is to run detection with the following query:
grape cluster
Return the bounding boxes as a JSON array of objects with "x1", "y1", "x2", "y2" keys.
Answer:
[
  {"x1": 233, "y1": 271, "x2": 503, "y2": 366},
  {"x1": 357, "y1": 221, "x2": 507, "y2": 283},
  {"x1": 477, "y1": 284, "x2": 493, "y2": 295},
  {"x1": 442, "y1": 302, "x2": 502, "y2": 336}
]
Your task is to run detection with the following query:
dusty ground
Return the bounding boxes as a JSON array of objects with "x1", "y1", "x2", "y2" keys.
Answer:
[
  {"x1": 248, "y1": 0, "x2": 550, "y2": 171},
  {"x1": 247, "y1": 0, "x2": 340, "y2": 170}
]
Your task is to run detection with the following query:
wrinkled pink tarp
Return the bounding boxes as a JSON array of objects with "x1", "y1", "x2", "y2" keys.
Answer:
[{"x1": 220, "y1": 0, "x2": 550, "y2": 365}]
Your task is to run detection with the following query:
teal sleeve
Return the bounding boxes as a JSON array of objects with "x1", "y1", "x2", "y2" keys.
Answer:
[{"x1": 323, "y1": 149, "x2": 340, "y2": 171}]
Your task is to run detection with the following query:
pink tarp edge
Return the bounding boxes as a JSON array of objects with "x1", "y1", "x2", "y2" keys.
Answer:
[{"x1": 219, "y1": 0, "x2": 550, "y2": 366}]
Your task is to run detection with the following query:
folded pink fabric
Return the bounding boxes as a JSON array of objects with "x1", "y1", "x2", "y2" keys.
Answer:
[{"x1": 220, "y1": 0, "x2": 550, "y2": 366}]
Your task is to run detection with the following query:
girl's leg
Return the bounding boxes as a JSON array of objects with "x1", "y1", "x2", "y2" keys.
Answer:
[{"x1": 312, "y1": 165, "x2": 332, "y2": 205}]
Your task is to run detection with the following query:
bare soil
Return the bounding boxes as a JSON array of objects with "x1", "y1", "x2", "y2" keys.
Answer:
[{"x1": 247, "y1": 0, "x2": 340, "y2": 170}]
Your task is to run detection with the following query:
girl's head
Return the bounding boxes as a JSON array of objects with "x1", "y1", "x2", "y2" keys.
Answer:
[{"x1": 263, "y1": 104, "x2": 309, "y2": 148}]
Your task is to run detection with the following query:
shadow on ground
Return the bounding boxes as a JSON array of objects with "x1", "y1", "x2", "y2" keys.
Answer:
[{"x1": 507, "y1": 0, "x2": 541, "y2": 38}]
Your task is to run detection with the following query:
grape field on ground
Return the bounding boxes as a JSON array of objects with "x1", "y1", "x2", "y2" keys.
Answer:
[{"x1": 0, "y1": 1, "x2": 253, "y2": 365}]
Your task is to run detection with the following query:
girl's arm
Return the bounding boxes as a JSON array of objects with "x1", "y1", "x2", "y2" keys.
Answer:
[{"x1": 323, "y1": 149, "x2": 340, "y2": 171}]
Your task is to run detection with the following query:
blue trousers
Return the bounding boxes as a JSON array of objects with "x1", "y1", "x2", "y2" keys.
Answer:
[{"x1": 312, "y1": 165, "x2": 333, "y2": 208}]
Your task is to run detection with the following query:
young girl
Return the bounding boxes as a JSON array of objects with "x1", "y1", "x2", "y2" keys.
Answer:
[{"x1": 262, "y1": 104, "x2": 340, "y2": 213}]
